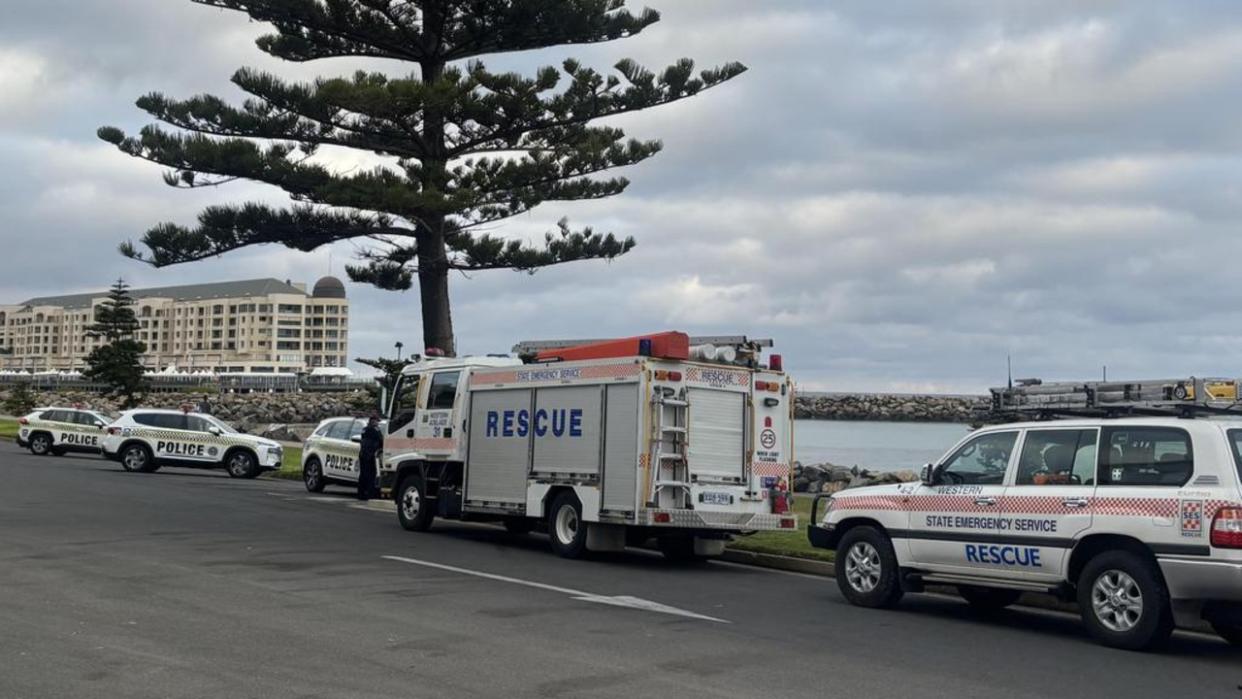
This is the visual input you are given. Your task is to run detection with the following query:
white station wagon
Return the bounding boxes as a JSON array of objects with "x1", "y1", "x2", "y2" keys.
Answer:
[{"x1": 809, "y1": 417, "x2": 1242, "y2": 650}]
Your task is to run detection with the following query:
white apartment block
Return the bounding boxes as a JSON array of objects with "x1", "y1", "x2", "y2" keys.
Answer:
[{"x1": 0, "y1": 277, "x2": 350, "y2": 374}]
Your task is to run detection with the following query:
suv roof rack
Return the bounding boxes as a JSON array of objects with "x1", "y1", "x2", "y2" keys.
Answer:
[{"x1": 985, "y1": 376, "x2": 1242, "y2": 420}]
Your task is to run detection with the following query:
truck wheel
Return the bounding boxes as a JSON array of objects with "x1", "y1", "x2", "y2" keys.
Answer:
[
  {"x1": 121, "y1": 444, "x2": 153, "y2": 473},
  {"x1": 958, "y1": 585, "x2": 1022, "y2": 612},
  {"x1": 503, "y1": 518, "x2": 535, "y2": 535},
  {"x1": 303, "y1": 458, "x2": 326, "y2": 493},
  {"x1": 548, "y1": 492, "x2": 588, "y2": 559},
  {"x1": 28, "y1": 433, "x2": 52, "y2": 456},
  {"x1": 1212, "y1": 623, "x2": 1242, "y2": 647},
  {"x1": 225, "y1": 450, "x2": 258, "y2": 479},
  {"x1": 835, "y1": 526, "x2": 904, "y2": 608},
  {"x1": 658, "y1": 536, "x2": 706, "y2": 563},
  {"x1": 397, "y1": 476, "x2": 435, "y2": 532},
  {"x1": 1078, "y1": 550, "x2": 1173, "y2": 650}
]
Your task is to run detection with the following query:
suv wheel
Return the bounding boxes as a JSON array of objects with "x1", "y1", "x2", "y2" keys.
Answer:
[
  {"x1": 1078, "y1": 550, "x2": 1174, "y2": 650},
  {"x1": 225, "y1": 450, "x2": 258, "y2": 479},
  {"x1": 1212, "y1": 622, "x2": 1242, "y2": 647},
  {"x1": 958, "y1": 585, "x2": 1022, "y2": 612},
  {"x1": 396, "y1": 476, "x2": 435, "y2": 531},
  {"x1": 303, "y1": 458, "x2": 326, "y2": 493},
  {"x1": 28, "y1": 433, "x2": 52, "y2": 456},
  {"x1": 835, "y1": 526, "x2": 903, "y2": 608},
  {"x1": 548, "y1": 492, "x2": 588, "y2": 559},
  {"x1": 121, "y1": 444, "x2": 153, "y2": 473}
]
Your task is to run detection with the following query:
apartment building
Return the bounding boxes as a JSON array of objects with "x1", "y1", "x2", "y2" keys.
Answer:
[{"x1": 0, "y1": 277, "x2": 350, "y2": 374}]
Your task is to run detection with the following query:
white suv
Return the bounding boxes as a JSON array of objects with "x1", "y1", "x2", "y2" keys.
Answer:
[
  {"x1": 300, "y1": 417, "x2": 384, "y2": 493},
  {"x1": 101, "y1": 409, "x2": 284, "y2": 478},
  {"x1": 17, "y1": 407, "x2": 112, "y2": 456},
  {"x1": 808, "y1": 417, "x2": 1242, "y2": 650}
]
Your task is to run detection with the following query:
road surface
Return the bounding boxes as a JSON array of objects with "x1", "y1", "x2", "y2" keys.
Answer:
[{"x1": 0, "y1": 443, "x2": 1238, "y2": 698}]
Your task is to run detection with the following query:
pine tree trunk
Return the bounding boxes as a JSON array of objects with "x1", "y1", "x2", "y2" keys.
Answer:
[{"x1": 418, "y1": 220, "x2": 455, "y2": 356}]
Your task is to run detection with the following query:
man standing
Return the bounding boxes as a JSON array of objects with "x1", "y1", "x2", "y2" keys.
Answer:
[{"x1": 357, "y1": 415, "x2": 383, "y2": 501}]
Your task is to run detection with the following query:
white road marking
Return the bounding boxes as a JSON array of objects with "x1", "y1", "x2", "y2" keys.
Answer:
[{"x1": 382, "y1": 555, "x2": 729, "y2": 624}]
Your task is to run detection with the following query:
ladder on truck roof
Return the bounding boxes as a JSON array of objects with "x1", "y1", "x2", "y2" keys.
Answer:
[
  {"x1": 512, "y1": 335, "x2": 773, "y2": 355},
  {"x1": 987, "y1": 376, "x2": 1242, "y2": 419}
]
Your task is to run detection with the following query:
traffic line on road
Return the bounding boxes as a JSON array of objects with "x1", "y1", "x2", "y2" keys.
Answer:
[{"x1": 382, "y1": 555, "x2": 729, "y2": 624}]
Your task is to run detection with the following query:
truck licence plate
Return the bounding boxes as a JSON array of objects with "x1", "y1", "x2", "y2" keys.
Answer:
[{"x1": 701, "y1": 491, "x2": 732, "y2": 506}]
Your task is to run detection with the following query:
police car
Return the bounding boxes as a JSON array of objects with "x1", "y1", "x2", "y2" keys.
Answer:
[
  {"x1": 101, "y1": 408, "x2": 284, "y2": 478},
  {"x1": 16, "y1": 407, "x2": 113, "y2": 456},
  {"x1": 809, "y1": 413, "x2": 1242, "y2": 650},
  {"x1": 300, "y1": 417, "x2": 384, "y2": 493}
]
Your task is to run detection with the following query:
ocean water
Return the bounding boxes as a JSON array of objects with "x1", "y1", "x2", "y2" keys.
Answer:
[{"x1": 793, "y1": 419, "x2": 972, "y2": 472}]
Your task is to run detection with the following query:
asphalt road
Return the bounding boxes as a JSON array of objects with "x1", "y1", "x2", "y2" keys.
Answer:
[{"x1": 1, "y1": 442, "x2": 1239, "y2": 699}]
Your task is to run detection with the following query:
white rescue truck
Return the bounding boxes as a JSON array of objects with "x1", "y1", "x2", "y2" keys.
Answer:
[
  {"x1": 381, "y1": 333, "x2": 797, "y2": 560},
  {"x1": 809, "y1": 377, "x2": 1242, "y2": 650}
]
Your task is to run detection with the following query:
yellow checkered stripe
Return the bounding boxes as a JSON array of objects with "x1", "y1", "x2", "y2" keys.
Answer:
[
  {"x1": 125, "y1": 428, "x2": 256, "y2": 449},
  {"x1": 26, "y1": 419, "x2": 96, "y2": 435}
]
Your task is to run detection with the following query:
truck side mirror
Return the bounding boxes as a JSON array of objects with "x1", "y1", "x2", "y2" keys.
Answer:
[{"x1": 921, "y1": 463, "x2": 936, "y2": 485}]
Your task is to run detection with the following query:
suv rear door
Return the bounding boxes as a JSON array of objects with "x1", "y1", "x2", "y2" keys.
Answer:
[
  {"x1": 999, "y1": 427, "x2": 1099, "y2": 582},
  {"x1": 1093, "y1": 425, "x2": 1202, "y2": 554}
]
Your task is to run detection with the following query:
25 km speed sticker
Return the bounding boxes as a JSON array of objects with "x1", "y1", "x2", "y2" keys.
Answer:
[{"x1": 760, "y1": 429, "x2": 777, "y2": 449}]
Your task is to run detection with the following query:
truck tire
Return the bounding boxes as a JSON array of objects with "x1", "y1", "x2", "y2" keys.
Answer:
[
  {"x1": 396, "y1": 476, "x2": 435, "y2": 532},
  {"x1": 958, "y1": 585, "x2": 1022, "y2": 612},
  {"x1": 1077, "y1": 550, "x2": 1174, "y2": 651},
  {"x1": 503, "y1": 518, "x2": 535, "y2": 535},
  {"x1": 548, "y1": 492, "x2": 588, "y2": 559},
  {"x1": 657, "y1": 536, "x2": 706, "y2": 563},
  {"x1": 1211, "y1": 623, "x2": 1242, "y2": 647},
  {"x1": 303, "y1": 458, "x2": 326, "y2": 493},
  {"x1": 225, "y1": 450, "x2": 259, "y2": 479},
  {"x1": 835, "y1": 526, "x2": 904, "y2": 609},
  {"x1": 120, "y1": 444, "x2": 153, "y2": 473},
  {"x1": 28, "y1": 433, "x2": 52, "y2": 456}
]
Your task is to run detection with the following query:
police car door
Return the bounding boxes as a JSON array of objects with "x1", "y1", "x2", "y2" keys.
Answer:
[
  {"x1": 327, "y1": 419, "x2": 362, "y2": 482},
  {"x1": 184, "y1": 414, "x2": 226, "y2": 463},
  {"x1": 999, "y1": 427, "x2": 1098, "y2": 582},
  {"x1": 907, "y1": 429, "x2": 1019, "y2": 573},
  {"x1": 415, "y1": 371, "x2": 462, "y2": 455}
]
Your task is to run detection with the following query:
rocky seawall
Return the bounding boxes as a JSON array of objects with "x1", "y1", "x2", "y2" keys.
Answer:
[
  {"x1": 793, "y1": 462, "x2": 919, "y2": 494},
  {"x1": 794, "y1": 392, "x2": 986, "y2": 422}
]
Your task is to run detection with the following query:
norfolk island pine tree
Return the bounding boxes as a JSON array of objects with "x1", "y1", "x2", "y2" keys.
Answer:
[
  {"x1": 98, "y1": 1, "x2": 747, "y2": 355},
  {"x1": 83, "y1": 279, "x2": 148, "y2": 408}
]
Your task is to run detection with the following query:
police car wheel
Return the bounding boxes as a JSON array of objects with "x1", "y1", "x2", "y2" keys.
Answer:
[
  {"x1": 225, "y1": 450, "x2": 258, "y2": 479},
  {"x1": 121, "y1": 444, "x2": 153, "y2": 473},
  {"x1": 303, "y1": 458, "x2": 326, "y2": 493},
  {"x1": 1212, "y1": 623, "x2": 1242, "y2": 646},
  {"x1": 397, "y1": 477, "x2": 435, "y2": 532},
  {"x1": 548, "y1": 492, "x2": 588, "y2": 559},
  {"x1": 1078, "y1": 551, "x2": 1173, "y2": 650},
  {"x1": 835, "y1": 526, "x2": 903, "y2": 608},
  {"x1": 28, "y1": 433, "x2": 52, "y2": 456},
  {"x1": 957, "y1": 585, "x2": 1022, "y2": 611}
]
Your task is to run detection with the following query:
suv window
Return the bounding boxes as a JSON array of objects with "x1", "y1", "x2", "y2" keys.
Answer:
[
  {"x1": 1227, "y1": 429, "x2": 1242, "y2": 485},
  {"x1": 134, "y1": 413, "x2": 187, "y2": 430},
  {"x1": 186, "y1": 415, "x2": 215, "y2": 433},
  {"x1": 1099, "y1": 426, "x2": 1193, "y2": 486},
  {"x1": 1017, "y1": 429, "x2": 1098, "y2": 486},
  {"x1": 314, "y1": 422, "x2": 336, "y2": 438},
  {"x1": 937, "y1": 431, "x2": 1017, "y2": 485},
  {"x1": 347, "y1": 420, "x2": 366, "y2": 441},
  {"x1": 41, "y1": 410, "x2": 71, "y2": 423},
  {"x1": 74, "y1": 411, "x2": 104, "y2": 427},
  {"x1": 326, "y1": 420, "x2": 352, "y2": 440},
  {"x1": 427, "y1": 371, "x2": 461, "y2": 410}
]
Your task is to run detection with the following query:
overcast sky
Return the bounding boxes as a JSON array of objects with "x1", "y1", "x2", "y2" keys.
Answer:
[{"x1": 5, "y1": 1, "x2": 1242, "y2": 392}]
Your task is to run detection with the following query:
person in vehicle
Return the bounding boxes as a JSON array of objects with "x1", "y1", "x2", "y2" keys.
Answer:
[{"x1": 357, "y1": 415, "x2": 383, "y2": 500}]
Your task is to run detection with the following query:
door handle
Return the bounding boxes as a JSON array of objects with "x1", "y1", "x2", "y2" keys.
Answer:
[
  {"x1": 974, "y1": 497, "x2": 997, "y2": 507},
  {"x1": 1062, "y1": 498, "x2": 1089, "y2": 509}
]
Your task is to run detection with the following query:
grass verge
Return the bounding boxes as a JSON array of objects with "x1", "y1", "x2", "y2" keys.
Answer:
[
  {"x1": 727, "y1": 495, "x2": 833, "y2": 562},
  {"x1": 0, "y1": 418, "x2": 19, "y2": 441}
]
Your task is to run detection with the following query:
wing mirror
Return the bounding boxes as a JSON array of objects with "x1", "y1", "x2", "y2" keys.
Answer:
[
  {"x1": 921, "y1": 463, "x2": 937, "y2": 486},
  {"x1": 350, "y1": 435, "x2": 363, "y2": 444},
  {"x1": 94, "y1": 421, "x2": 106, "y2": 429},
  {"x1": 208, "y1": 427, "x2": 223, "y2": 437}
]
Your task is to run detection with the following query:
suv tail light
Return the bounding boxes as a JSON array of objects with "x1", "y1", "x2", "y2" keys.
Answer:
[
  {"x1": 1211, "y1": 507, "x2": 1242, "y2": 549},
  {"x1": 106, "y1": 427, "x2": 120, "y2": 436},
  {"x1": 17, "y1": 417, "x2": 28, "y2": 425}
]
